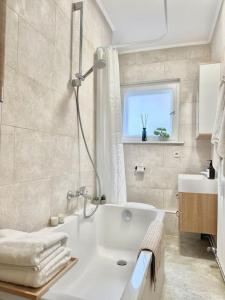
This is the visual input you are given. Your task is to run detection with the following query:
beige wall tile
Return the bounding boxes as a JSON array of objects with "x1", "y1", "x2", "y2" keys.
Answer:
[
  {"x1": 18, "y1": 19, "x2": 54, "y2": 88},
  {"x1": 3, "y1": 66, "x2": 53, "y2": 132},
  {"x1": 120, "y1": 45, "x2": 212, "y2": 235},
  {"x1": 165, "y1": 211, "x2": 179, "y2": 236},
  {"x1": 0, "y1": 185, "x2": 15, "y2": 229},
  {"x1": 14, "y1": 128, "x2": 54, "y2": 182},
  {"x1": 13, "y1": 180, "x2": 51, "y2": 231},
  {"x1": 163, "y1": 189, "x2": 178, "y2": 211},
  {"x1": 5, "y1": 7, "x2": 18, "y2": 69},
  {"x1": 52, "y1": 135, "x2": 74, "y2": 177},
  {"x1": 0, "y1": 125, "x2": 14, "y2": 185},
  {"x1": 51, "y1": 174, "x2": 79, "y2": 216},
  {"x1": 1, "y1": 0, "x2": 111, "y2": 231},
  {"x1": 127, "y1": 186, "x2": 164, "y2": 209}
]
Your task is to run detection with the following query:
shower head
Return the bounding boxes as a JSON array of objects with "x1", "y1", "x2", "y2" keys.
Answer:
[
  {"x1": 93, "y1": 58, "x2": 106, "y2": 70},
  {"x1": 73, "y1": 49, "x2": 106, "y2": 87},
  {"x1": 94, "y1": 48, "x2": 106, "y2": 69}
]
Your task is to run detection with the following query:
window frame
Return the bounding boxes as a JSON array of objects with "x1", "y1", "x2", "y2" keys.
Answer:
[{"x1": 121, "y1": 79, "x2": 180, "y2": 144}]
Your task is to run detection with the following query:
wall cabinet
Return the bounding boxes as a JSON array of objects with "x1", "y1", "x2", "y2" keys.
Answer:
[
  {"x1": 179, "y1": 192, "x2": 217, "y2": 235},
  {"x1": 197, "y1": 63, "x2": 221, "y2": 138}
]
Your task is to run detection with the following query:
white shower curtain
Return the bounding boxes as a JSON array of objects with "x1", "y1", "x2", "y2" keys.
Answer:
[{"x1": 96, "y1": 47, "x2": 127, "y2": 205}]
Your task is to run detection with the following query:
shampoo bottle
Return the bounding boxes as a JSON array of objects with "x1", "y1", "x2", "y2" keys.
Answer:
[{"x1": 207, "y1": 160, "x2": 215, "y2": 179}]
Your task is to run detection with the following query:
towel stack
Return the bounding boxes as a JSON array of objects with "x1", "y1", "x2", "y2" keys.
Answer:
[{"x1": 0, "y1": 229, "x2": 72, "y2": 288}]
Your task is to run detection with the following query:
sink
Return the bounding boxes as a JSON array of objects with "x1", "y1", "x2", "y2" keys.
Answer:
[{"x1": 178, "y1": 174, "x2": 218, "y2": 194}]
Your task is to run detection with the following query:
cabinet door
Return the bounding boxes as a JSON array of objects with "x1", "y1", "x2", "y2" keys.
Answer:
[
  {"x1": 198, "y1": 63, "x2": 220, "y2": 137},
  {"x1": 179, "y1": 192, "x2": 217, "y2": 235}
]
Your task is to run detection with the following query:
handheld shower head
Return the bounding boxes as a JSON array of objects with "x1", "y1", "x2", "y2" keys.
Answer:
[
  {"x1": 73, "y1": 48, "x2": 106, "y2": 87},
  {"x1": 94, "y1": 58, "x2": 106, "y2": 69}
]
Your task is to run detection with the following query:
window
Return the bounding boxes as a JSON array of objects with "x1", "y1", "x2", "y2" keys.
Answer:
[{"x1": 122, "y1": 81, "x2": 180, "y2": 143}]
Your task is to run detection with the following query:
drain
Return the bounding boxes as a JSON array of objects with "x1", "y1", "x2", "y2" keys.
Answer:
[{"x1": 117, "y1": 260, "x2": 127, "y2": 266}]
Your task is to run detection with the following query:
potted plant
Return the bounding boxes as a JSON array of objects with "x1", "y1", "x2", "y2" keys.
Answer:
[{"x1": 154, "y1": 128, "x2": 170, "y2": 140}]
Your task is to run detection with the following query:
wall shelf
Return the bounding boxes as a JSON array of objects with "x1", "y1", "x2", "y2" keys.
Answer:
[{"x1": 0, "y1": 257, "x2": 78, "y2": 300}]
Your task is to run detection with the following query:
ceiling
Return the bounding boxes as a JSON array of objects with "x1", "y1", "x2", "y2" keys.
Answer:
[{"x1": 96, "y1": 0, "x2": 223, "y2": 53}]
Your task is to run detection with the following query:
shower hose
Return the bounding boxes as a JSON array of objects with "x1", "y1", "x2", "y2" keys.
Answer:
[{"x1": 73, "y1": 86, "x2": 102, "y2": 218}]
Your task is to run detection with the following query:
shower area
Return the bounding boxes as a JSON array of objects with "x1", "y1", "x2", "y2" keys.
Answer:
[
  {"x1": 0, "y1": 0, "x2": 115, "y2": 231},
  {"x1": 71, "y1": 1, "x2": 127, "y2": 216}
]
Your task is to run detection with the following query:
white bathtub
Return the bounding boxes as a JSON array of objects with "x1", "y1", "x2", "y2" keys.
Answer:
[{"x1": 0, "y1": 203, "x2": 165, "y2": 300}]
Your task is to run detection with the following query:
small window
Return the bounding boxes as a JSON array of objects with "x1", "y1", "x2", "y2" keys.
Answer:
[{"x1": 122, "y1": 81, "x2": 180, "y2": 143}]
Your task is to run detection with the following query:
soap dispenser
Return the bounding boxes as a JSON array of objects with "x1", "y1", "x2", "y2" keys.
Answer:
[{"x1": 207, "y1": 160, "x2": 215, "y2": 179}]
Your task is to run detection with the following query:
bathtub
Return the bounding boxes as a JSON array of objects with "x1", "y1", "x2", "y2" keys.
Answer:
[{"x1": 0, "y1": 203, "x2": 165, "y2": 300}]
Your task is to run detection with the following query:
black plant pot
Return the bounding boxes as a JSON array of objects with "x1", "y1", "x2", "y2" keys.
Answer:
[{"x1": 142, "y1": 128, "x2": 147, "y2": 141}]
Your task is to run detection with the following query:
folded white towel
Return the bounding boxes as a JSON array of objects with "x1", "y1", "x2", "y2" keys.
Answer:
[
  {"x1": 0, "y1": 247, "x2": 72, "y2": 288},
  {"x1": 0, "y1": 229, "x2": 68, "y2": 267},
  {"x1": 0, "y1": 246, "x2": 66, "y2": 271}
]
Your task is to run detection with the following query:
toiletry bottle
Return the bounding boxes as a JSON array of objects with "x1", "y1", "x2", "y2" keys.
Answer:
[{"x1": 207, "y1": 160, "x2": 215, "y2": 179}]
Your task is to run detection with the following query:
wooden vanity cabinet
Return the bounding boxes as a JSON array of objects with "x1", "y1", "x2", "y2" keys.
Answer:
[{"x1": 178, "y1": 192, "x2": 217, "y2": 235}]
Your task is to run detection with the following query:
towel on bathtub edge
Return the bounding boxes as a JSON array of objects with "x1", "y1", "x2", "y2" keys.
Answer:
[{"x1": 137, "y1": 220, "x2": 164, "y2": 290}]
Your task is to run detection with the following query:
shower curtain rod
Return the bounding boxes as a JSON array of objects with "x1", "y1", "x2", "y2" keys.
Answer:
[{"x1": 113, "y1": 0, "x2": 168, "y2": 50}]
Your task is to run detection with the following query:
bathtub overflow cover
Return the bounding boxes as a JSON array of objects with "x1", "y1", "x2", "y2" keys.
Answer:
[{"x1": 117, "y1": 260, "x2": 127, "y2": 266}]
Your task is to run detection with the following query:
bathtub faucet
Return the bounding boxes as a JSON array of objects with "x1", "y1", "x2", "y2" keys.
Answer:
[{"x1": 67, "y1": 186, "x2": 88, "y2": 201}]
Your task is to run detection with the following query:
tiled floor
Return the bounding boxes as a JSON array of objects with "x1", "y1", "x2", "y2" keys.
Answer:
[{"x1": 161, "y1": 235, "x2": 225, "y2": 300}]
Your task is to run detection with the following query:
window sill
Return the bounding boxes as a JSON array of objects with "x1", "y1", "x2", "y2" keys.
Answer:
[{"x1": 122, "y1": 139, "x2": 184, "y2": 145}]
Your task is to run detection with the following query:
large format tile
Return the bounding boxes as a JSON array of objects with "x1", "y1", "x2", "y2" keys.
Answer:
[
  {"x1": 127, "y1": 186, "x2": 164, "y2": 209},
  {"x1": 3, "y1": 66, "x2": 53, "y2": 132},
  {"x1": 18, "y1": 19, "x2": 54, "y2": 88},
  {"x1": 13, "y1": 179, "x2": 51, "y2": 231},
  {"x1": 161, "y1": 235, "x2": 225, "y2": 300},
  {"x1": 14, "y1": 128, "x2": 54, "y2": 182},
  {"x1": 5, "y1": 6, "x2": 18, "y2": 69},
  {"x1": 0, "y1": 125, "x2": 14, "y2": 186},
  {"x1": 7, "y1": 0, "x2": 56, "y2": 42},
  {"x1": 50, "y1": 174, "x2": 79, "y2": 216},
  {"x1": 0, "y1": 179, "x2": 51, "y2": 231}
]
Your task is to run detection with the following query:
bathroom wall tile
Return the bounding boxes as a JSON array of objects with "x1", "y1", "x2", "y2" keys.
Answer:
[
  {"x1": 163, "y1": 189, "x2": 178, "y2": 211},
  {"x1": 0, "y1": 180, "x2": 51, "y2": 231},
  {"x1": 52, "y1": 135, "x2": 74, "y2": 177},
  {"x1": 163, "y1": 146, "x2": 182, "y2": 169},
  {"x1": 80, "y1": 170, "x2": 95, "y2": 196},
  {"x1": 164, "y1": 211, "x2": 179, "y2": 236},
  {"x1": 121, "y1": 62, "x2": 165, "y2": 84},
  {"x1": 84, "y1": 0, "x2": 103, "y2": 49},
  {"x1": 18, "y1": 19, "x2": 54, "y2": 88},
  {"x1": 50, "y1": 174, "x2": 79, "y2": 216},
  {"x1": 179, "y1": 124, "x2": 197, "y2": 147},
  {"x1": 55, "y1": 6, "x2": 71, "y2": 61},
  {"x1": 164, "y1": 61, "x2": 199, "y2": 80},
  {"x1": 124, "y1": 144, "x2": 164, "y2": 169},
  {"x1": 180, "y1": 102, "x2": 197, "y2": 125},
  {"x1": 13, "y1": 179, "x2": 51, "y2": 231},
  {"x1": 0, "y1": 126, "x2": 14, "y2": 186},
  {"x1": 52, "y1": 90, "x2": 77, "y2": 137},
  {"x1": 181, "y1": 145, "x2": 211, "y2": 174},
  {"x1": 7, "y1": 0, "x2": 56, "y2": 42},
  {"x1": 5, "y1": 6, "x2": 18, "y2": 69},
  {"x1": 127, "y1": 185, "x2": 164, "y2": 209},
  {"x1": 54, "y1": 0, "x2": 73, "y2": 19},
  {"x1": 2, "y1": 0, "x2": 112, "y2": 230},
  {"x1": 0, "y1": 185, "x2": 15, "y2": 229},
  {"x1": 14, "y1": 128, "x2": 54, "y2": 182},
  {"x1": 53, "y1": 49, "x2": 71, "y2": 94},
  {"x1": 3, "y1": 66, "x2": 53, "y2": 132}
]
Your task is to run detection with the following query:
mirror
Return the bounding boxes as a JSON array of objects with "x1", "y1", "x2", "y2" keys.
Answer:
[{"x1": 0, "y1": 0, "x2": 6, "y2": 103}]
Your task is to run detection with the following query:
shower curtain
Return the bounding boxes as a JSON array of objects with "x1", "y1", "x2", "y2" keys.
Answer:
[{"x1": 96, "y1": 47, "x2": 127, "y2": 205}]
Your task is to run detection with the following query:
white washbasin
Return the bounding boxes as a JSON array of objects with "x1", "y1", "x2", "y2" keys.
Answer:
[{"x1": 178, "y1": 174, "x2": 218, "y2": 194}]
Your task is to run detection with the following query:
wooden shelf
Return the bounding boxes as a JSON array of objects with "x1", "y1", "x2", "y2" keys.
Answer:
[{"x1": 0, "y1": 257, "x2": 78, "y2": 300}]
